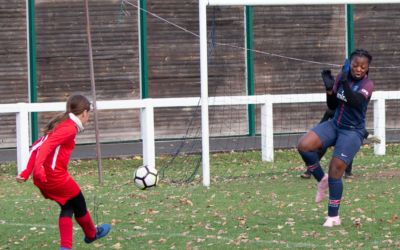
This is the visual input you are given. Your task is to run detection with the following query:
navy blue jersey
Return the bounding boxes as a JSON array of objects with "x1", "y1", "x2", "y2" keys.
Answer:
[{"x1": 332, "y1": 73, "x2": 374, "y2": 129}]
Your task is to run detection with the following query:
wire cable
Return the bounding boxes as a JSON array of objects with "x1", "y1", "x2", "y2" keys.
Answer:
[{"x1": 122, "y1": 0, "x2": 400, "y2": 69}]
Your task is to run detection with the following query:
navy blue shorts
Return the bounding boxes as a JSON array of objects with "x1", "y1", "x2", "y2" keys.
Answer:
[{"x1": 311, "y1": 120, "x2": 364, "y2": 165}]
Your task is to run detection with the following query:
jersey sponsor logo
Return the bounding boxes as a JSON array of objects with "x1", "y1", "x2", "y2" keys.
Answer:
[
  {"x1": 336, "y1": 90, "x2": 347, "y2": 102},
  {"x1": 361, "y1": 88, "x2": 369, "y2": 96}
]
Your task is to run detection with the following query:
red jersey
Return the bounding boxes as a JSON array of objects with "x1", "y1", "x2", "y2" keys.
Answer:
[{"x1": 20, "y1": 117, "x2": 82, "y2": 205}]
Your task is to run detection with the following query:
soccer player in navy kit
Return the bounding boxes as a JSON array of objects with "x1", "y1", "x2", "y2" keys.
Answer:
[
  {"x1": 300, "y1": 108, "x2": 354, "y2": 179},
  {"x1": 300, "y1": 108, "x2": 380, "y2": 179},
  {"x1": 297, "y1": 49, "x2": 374, "y2": 227}
]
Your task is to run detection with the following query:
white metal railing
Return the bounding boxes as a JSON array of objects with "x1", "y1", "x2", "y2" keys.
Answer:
[
  {"x1": 206, "y1": 0, "x2": 400, "y2": 5},
  {"x1": 0, "y1": 91, "x2": 397, "y2": 185}
]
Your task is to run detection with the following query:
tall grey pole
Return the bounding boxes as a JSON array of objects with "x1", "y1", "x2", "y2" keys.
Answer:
[{"x1": 84, "y1": 0, "x2": 103, "y2": 184}]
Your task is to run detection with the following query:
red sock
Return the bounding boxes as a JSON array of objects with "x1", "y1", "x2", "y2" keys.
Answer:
[
  {"x1": 75, "y1": 211, "x2": 96, "y2": 239},
  {"x1": 59, "y1": 216, "x2": 73, "y2": 249}
]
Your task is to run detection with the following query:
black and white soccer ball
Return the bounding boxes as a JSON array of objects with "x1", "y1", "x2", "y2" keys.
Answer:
[{"x1": 133, "y1": 165, "x2": 159, "y2": 190}]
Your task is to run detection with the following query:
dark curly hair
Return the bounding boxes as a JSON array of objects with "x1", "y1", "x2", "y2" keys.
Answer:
[{"x1": 350, "y1": 49, "x2": 372, "y2": 64}]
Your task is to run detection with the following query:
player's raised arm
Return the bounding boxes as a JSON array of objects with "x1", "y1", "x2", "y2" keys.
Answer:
[{"x1": 321, "y1": 69, "x2": 338, "y2": 110}]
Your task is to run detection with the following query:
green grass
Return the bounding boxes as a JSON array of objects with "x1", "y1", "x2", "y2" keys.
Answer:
[{"x1": 1, "y1": 145, "x2": 400, "y2": 249}]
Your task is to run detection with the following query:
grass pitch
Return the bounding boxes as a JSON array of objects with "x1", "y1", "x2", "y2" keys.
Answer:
[{"x1": 1, "y1": 145, "x2": 400, "y2": 249}]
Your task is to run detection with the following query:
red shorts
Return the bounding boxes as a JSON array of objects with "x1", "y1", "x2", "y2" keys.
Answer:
[{"x1": 34, "y1": 176, "x2": 81, "y2": 206}]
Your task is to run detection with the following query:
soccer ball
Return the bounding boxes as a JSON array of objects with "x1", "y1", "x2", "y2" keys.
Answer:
[{"x1": 133, "y1": 165, "x2": 159, "y2": 190}]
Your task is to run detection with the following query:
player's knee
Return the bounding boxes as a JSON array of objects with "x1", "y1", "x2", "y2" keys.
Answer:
[
  {"x1": 297, "y1": 139, "x2": 311, "y2": 152},
  {"x1": 329, "y1": 158, "x2": 347, "y2": 178},
  {"x1": 297, "y1": 132, "x2": 320, "y2": 152}
]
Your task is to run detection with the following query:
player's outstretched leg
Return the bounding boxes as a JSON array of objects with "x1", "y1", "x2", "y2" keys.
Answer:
[
  {"x1": 315, "y1": 174, "x2": 328, "y2": 203},
  {"x1": 84, "y1": 224, "x2": 111, "y2": 243}
]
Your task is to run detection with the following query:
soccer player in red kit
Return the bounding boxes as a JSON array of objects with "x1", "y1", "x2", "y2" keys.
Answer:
[{"x1": 16, "y1": 94, "x2": 111, "y2": 250}]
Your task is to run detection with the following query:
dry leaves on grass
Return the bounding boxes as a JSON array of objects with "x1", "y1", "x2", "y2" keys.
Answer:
[
  {"x1": 146, "y1": 208, "x2": 160, "y2": 215},
  {"x1": 111, "y1": 218, "x2": 121, "y2": 226},
  {"x1": 111, "y1": 242, "x2": 122, "y2": 249},
  {"x1": 179, "y1": 198, "x2": 193, "y2": 206},
  {"x1": 230, "y1": 233, "x2": 249, "y2": 246},
  {"x1": 236, "y1": 216, "x2": 247, "y2": 227},
  {"x1": 388, "y1": 214, "x2": 398, "y2": 224},
  {"x1": 353, "y1": 218, "x2": 362, "y2": 228}
]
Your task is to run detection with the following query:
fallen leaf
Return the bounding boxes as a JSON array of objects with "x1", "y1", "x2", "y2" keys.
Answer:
[{"x1": 111, "y1": 242, "x2": 122, "y2": 249}]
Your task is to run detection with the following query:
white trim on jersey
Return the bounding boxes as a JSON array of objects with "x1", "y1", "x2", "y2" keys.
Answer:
[
  {"x1": 28, "y1": 135, "x2": 48, "y2": 159},
  {"x1": 51, "y1": 145, "x2": 61, "y2": 170}
]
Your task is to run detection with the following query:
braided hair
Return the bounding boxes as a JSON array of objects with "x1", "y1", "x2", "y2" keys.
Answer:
[
  {"x1": 350, "y1": 49, "x2": 372, "y2": 76},
  {"x1": 350, "y1": 49, "x2": 372, "y2": 64}
]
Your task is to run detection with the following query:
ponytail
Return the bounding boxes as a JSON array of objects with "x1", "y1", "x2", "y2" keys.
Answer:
[
  {"x1": 42, "y1": 112, "x2": 69, "y2": 135},
  {"x1": 41, "y1": 94, "x2": 91, "y2": 135}
]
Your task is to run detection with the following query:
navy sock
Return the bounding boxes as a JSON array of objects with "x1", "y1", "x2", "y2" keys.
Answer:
[
  {"x1": 307, "y1": 164, "x2": 325, "y2": 182},
  {"x1": 328, "y1": 177, "x2": 343, "y2": 217},
  {"x1": 299, "y1": 150, "x2": 325, "y2": 181}
]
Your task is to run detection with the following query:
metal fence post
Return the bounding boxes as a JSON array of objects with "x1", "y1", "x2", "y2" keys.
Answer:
[
  {"x1": 261, "y1": 96, "x2": 274, "y2": 162},
  {"x1": 141, "y1": 101, "x2": 155, "y2": 167},
  {"x1": 373, "y1": 94, "x2": 386, "y2": 155},
  {"x1": 16, "y1": 103, "x2": 30, "y2": 173}
]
